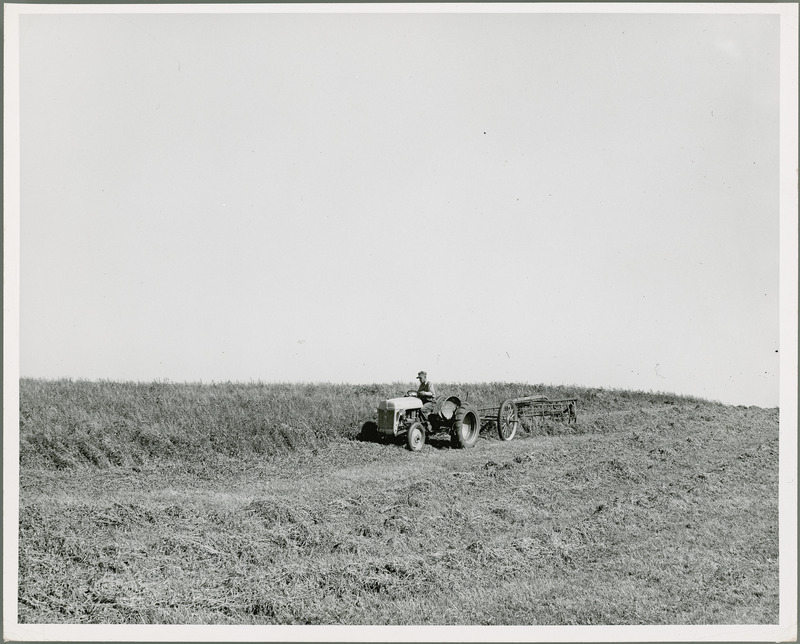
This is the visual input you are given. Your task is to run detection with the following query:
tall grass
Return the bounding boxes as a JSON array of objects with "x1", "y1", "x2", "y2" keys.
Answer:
[{"x1": 19, "y1": 378, "x2": 728, "y2": 470}]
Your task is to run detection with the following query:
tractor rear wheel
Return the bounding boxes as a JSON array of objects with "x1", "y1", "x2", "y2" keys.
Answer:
[
  {"x1": 451, "y1": 404, "x2": 480, "y2": 448},
  {"x1": 406, "y1": 422, "x2": 426, "y2": 452},
  {"x1": 497, "y1": 399, "x2": 519, "y2": 441}
]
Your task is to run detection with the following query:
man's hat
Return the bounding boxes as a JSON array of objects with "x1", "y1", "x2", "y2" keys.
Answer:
[{"x1": 417, "y1": 371, "x2": 427, "y2": 379}]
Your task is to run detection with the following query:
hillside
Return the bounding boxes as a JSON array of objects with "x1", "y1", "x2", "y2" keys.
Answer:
[
  {"x1": 19, "y1": 378, "x2": 718, "y2": 469},
  {"x1": 17, "y1": 379, "x2": 779, "y2": 624}
]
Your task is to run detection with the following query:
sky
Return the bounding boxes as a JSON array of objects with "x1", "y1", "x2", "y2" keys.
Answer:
[{"x1": 10, "y1": 5, "x2": 791, "y2": 407}]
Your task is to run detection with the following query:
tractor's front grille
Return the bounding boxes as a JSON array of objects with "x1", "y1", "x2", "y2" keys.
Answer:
[{"x1": 377, "y1": 409, "x2": 395, "y2": 432}]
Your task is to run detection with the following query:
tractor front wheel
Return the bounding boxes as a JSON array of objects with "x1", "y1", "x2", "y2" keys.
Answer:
[
  {"x1": 406, "y1": 422, "x2": 426, "y2": 452},
  {"x1": 451, "y1": 405, "x2": 480, "y2": 449}
]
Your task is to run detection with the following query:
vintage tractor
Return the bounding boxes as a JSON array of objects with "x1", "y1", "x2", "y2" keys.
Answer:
[{"x1": 361, "y1": 392, "x2": 481, "y2": 451}]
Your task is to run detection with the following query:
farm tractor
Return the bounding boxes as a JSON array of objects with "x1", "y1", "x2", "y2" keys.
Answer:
[{"x1": 361, "y1": 392, "x2": 481, "y2": 451}]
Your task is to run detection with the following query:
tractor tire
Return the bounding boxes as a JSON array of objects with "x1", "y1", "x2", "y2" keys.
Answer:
[
  {"x1": 497, "y1": 399, "x2": 519, "y2": 441},
  {"x1": 432, "y1": 395, "x2": 461, "y2": 421},
  {"x1": 451, "y1": 404, "x2": 480, "y2": 449},
  {"x1": 359, "y1": 421, "x2": 379, "y2": 442},
  {"x1": 406, "y1": 422, "x2": 426, "y2": 452}
]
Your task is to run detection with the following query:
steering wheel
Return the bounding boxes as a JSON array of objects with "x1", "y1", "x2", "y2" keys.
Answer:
[{"x1": 406, "y1": 390, "x2": 417, "y2": 397}]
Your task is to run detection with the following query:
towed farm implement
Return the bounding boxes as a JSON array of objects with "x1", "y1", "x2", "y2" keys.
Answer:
[{"x1": 480, "y1": 395, "x2": 578, "y2": 441}]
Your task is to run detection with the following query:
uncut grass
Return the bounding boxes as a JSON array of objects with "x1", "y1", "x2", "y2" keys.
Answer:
[
  {"x1": 18, "y1": 388, "x2": 778, "y2": 625},
  {"x1": 19, "y1": 378, "x2": 710, "y2": 470}
]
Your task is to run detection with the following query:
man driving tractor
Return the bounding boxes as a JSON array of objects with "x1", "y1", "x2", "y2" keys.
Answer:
[
  {"x1": 409, "y1": 371, "x2": 436, "y2": 418},
  {"x1": 365, "y1": 370, "x2": 481, "y2": 450}
]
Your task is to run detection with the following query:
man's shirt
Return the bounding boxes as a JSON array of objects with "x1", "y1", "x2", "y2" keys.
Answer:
[{"x1": 417, "y1": 381, "x2": 436, "y2": 399}]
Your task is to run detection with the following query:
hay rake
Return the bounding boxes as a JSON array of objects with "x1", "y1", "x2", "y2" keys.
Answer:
[{"x1": 479, "y1": 394, "x2": 578, "y2": 441}]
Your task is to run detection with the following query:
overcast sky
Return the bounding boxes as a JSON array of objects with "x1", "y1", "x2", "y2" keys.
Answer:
[{"x1": 11, "y1": 5, "x2": 789, "y2": 406}]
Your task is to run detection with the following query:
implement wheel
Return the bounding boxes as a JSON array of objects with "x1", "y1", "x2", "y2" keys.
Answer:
[
  {"x1": 451, "y1": 404, "x2": 480, "y2": 449},
  {"x1": 497, "y1": 399, "x2": 519, "y2": 441},
  {"x1": 406, "y1": 422, "x2": 426, "y2": 452}
]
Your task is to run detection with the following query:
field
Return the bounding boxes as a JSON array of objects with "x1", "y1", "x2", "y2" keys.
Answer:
[{"x1": 17, "y1": 379, "x2": 779, "y2": 625}]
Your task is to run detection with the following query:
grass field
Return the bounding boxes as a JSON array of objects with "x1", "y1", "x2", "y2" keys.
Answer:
[{"x1": 17, "y1": 379, "x2": 779, "y2": 624}]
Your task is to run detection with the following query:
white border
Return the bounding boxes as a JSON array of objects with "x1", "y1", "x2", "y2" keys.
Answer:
[
  {"x1": 4, "y1": 2, "x2": 23, "y2": 641},
  {"x1": 4, "y1": 3, "x2": 797, "y2": 642},
  {"x1": 778, "y1": 0, "x2": 799, "y2": 636},
  {"x1": 6, "y1": 623, "x2": 800, "y2": 642},
  {"x1": 2, "y1": 1, "x2": 797, "y2": 13}
]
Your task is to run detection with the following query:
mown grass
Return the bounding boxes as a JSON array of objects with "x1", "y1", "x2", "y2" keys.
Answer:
[{"x1": 17, "y1": 379, "x2": 779, "y2": 625}]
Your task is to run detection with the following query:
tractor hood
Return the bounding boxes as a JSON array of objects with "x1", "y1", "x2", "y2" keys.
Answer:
[{"x1": 378, "y1": 397, "x2": 424, "y2": 411}]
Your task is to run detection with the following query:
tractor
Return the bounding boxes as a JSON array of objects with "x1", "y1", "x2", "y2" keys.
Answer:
[{"x1": 361, "y1": 391, "x2": 481, "y2": 451}]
